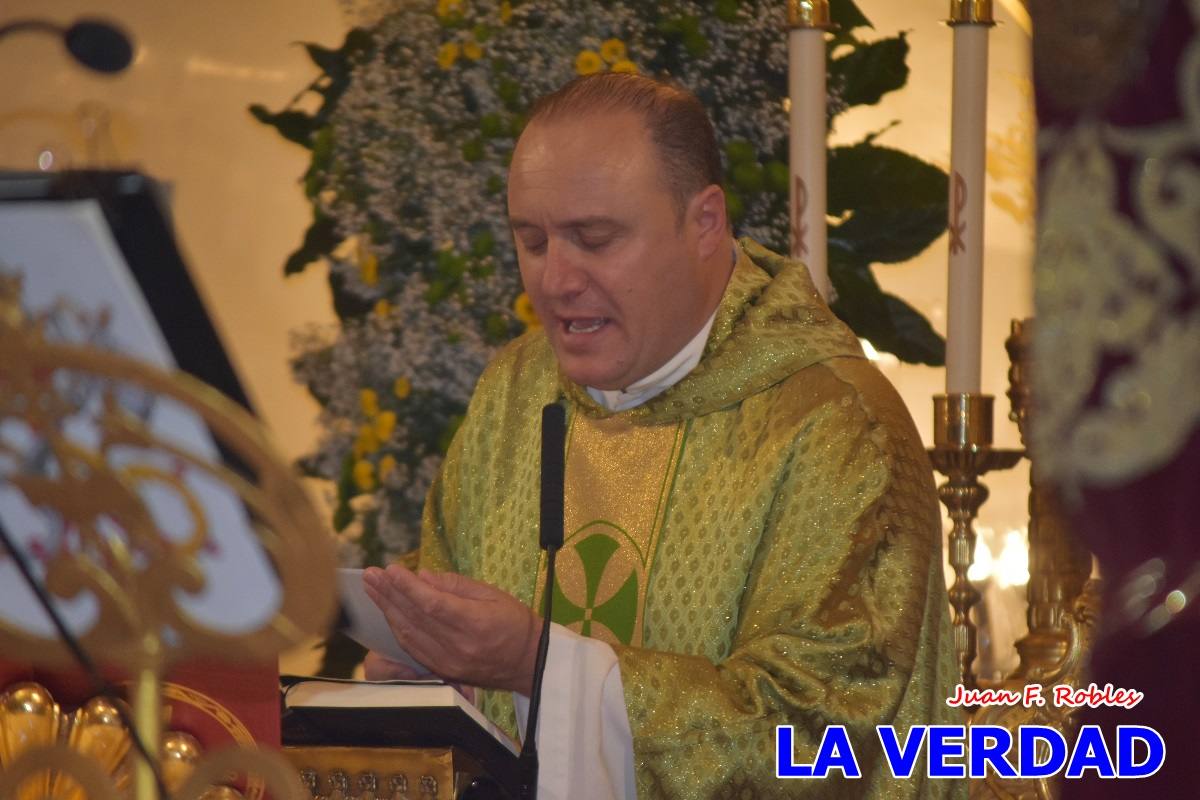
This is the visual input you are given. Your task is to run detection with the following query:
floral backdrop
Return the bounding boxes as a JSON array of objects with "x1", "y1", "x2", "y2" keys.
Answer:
[{"x1": 255, "y1": 0, "x2": 948, "y2": 671}]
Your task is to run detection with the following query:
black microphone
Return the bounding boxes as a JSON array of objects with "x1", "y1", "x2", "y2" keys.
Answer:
[
  {"x1": 0, "y1": 18, "x2": 134, "y2": 75},
  {"x1": 520, "y1": 403, "x2": 567, "y2": 800},
  {"x1": 64, "y1": 19, "x2": 134, "y2": 74},
  {"x1": 539, "y1": 403, "x2": 566, "y2": 550}
]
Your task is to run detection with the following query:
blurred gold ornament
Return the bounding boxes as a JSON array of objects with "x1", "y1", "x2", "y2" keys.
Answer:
[
  {"x1": 159, "y1": 732, "x2": 203, "y2": 793},
  {"x1": 51, "y1": 696, "x2": 131, "y2": 800},
  {"x1": 786, "y1": 0, "x2": 833, "y2": 29},
  {"x1": 0, "y1": 684, "x2": 61, "y2": 800},
  {"x1": 0, "y1": 271, "x2": 328, "y2": 800},
  {"x1": 0, "y1": 684, "x2": 254, "y2": 800}
]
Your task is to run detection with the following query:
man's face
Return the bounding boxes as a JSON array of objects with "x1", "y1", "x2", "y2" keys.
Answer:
[{"x1": 507, "y1": 111, "x2": 722, "y2": 390}]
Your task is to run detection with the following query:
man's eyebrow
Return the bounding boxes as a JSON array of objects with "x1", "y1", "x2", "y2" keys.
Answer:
[
  {"x1": 508, "y1": 216, "x2": 624, "y2": 230},
  {"x1": 508, "y1": 217, "x2": 540, "y2": 231}
]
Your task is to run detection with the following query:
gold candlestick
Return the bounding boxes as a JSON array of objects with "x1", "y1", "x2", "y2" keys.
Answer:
[
  {"x1": 947, "y1": 0, "x2": 995, "y2": 26},
  {"x1": 929, "y1": 394, "x2": 1022, "y2": 689},
  {"x1": 1005, "y1": 319, "x2": 1094, "y2": 681},
  {"x1": 786, "y1": 0, "x2": 833, "y2": 29}
]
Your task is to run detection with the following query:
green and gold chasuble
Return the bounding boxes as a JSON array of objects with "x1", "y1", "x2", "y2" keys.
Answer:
[{"x1": 419, "y1": 240, "x2": 965, "y2": 798}]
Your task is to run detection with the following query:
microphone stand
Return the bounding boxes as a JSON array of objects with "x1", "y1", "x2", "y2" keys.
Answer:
[{"x1": 519, "y1": 403, "x2": 567, "y2": 800}]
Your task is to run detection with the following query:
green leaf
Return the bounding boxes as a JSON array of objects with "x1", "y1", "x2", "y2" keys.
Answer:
[
  {"x1": 683, "y1": 30, "x2": 710, "y2": 57},
  {"x1": 248, "y1": 104, "x2": 318, "y2": 147},
  {"x1": 731, "y1": 162, "x2": 765, "y2": 193},
  {"x1": 877, "y1": 293, "x2": 945, "y2": 365},
  {"x1": 715, "y1": 0, "x2": 740, "y2": 23},
  {"x1": 470, "y1": 229, "x2": 496, "y2": 257},
  {"x1": 830, "y1": 0, "x2": 872, "y2": 31},
  {"x1": 724, "y1": 139, "x2": 756, "y2": 165},
  {"x1": 726, "y1": 191, "x2": 745, "y2": 222},
  {"x1": 332, "y1": 453, "x2": 356, "y2": 531},
  {"x1": 303, "y1": 42, "x2": 346, "y2": 77},
  {"x1": 284, "y1": 211, "x2": 341, "y2": 275},
  {"x1": 462, "y1": 137, "x2": 485, "y2": 162},
  {"x1": 827, "y1": 143, "x2": 947, "y2": 264},
  {"x1": 497, "y1": 77, "x2": 523, "y2": 110},
  {"x1": 328, "y1": 267, "x2": 375, "y2": 320},
  {"x1": 830, "y1": 34, "x2": 908, "y2": 108},
  {"x1": 828, "y1": 249, "x2": 945, "y2": 365},
  {"x1": 303, "y1": 127, "x2": 335, "y2": 199},
  {"x1": 765, "y1": 160, "x2": 789, "y2": 194},
  {"x1": 484, "y1": 313, "x2": 510, "y2": 342}
]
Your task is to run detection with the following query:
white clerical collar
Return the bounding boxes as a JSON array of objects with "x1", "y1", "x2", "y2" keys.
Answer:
[{"x1": 586, "y1": 307, "x2": 718, "y2": 412}]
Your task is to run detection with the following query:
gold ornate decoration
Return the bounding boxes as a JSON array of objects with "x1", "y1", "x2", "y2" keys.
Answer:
[
  {"x1": 969, "y1": 580, "x2": 1102, "y2": 800},
  {"x1": 929, "y1": 394, "x2": 1023, "y2": 689},
  {"x1": 155, "y1": 683, "x2": 262, "y2": 800},
  {"x1": 948, "y1": 0, "x2": 996, "y2": 26},
  {"x1": 0, "y1": 283, "x2": 336, "y2": 667},
  {"x1": 965, "y1": 319, "x2": 1101, "y2": 799},
  {"x1": 1005, "y1": 320, "x2": 1093, "y2": 682},
  {"x1": 284, "y1": 746, "x2": 467, "y2": 800},
  {"x1": 785, "y1": 0, "x2": 834, "y2": 30},
  {"x1": 0, "y1": 682, "x2": 271, "y2": 800},
  {"x1": 0, "y1": 275, "x2": 336, "y2": 799}
]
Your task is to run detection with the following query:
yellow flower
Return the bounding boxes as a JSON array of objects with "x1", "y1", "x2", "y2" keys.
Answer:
[
  {"x1": 437, "y1": 41, "x2": 460, "y2": 69},
  {"x1": 436, "y1": 0, "x2": 463, "y2": 18},
  {"x1": 513, "y1": 292, "x2": 541, "y2": 329},
  {"x1": 359, "y1": 250, "x2": 379, "y2": 286},
  {"x1": 600, "y1": 39, "x2": 626, "y2": 64},
  {"x1": 359, "y1": 388, "x2": 379, "y2": 417},
  {"x1": 611, "y1": 59, "x2": 638, "y2": 74},
  {"x1": 378, "y1": 454, "x2": 397, "y2": 481},
  {"x1": 374, "y1": 298, "x2": 391, "y2": 317},
  {"x1": 463, "y1": 40, "x2": 484, "y2": 60},
  {"x1": 374, "y1": 410, "x2": 397, "y2": 441},
  {"x1": 575, "y1": 49, "x2": 603, "y2": 76},
  {"x1": 500, "y1": 0, "x2": 513, "y2": 23},
  {"x1": 393, "y1": 376, "x2": 413, "y2": 400},
  {"x1": 352, "y1": 459, "x2": 375, "y2": 492},
  {"x1": 354, "y1": 424, "x2": 381, "y2": 457}
]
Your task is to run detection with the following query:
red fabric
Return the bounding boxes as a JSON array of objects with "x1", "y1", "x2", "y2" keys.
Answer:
[{"x1": 0, "y1": 658, "x2": 280, "y2": 748}]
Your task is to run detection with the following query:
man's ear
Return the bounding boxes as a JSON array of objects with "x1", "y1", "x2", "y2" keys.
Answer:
[{"x1": 688, "y1": 184, "x2": 729, "y2": 261}]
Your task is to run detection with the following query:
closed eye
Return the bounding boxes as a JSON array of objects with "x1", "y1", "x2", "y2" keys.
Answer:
[
  {"x1": 577, "y1": 234, "x2": 614, "y2": 252},
  {"x1": 515, "y1": 230, "x2": 547, "y2": 255}
]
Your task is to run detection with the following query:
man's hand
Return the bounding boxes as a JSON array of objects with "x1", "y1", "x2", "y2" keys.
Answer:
[{"x1": 362, "y1": 566, "x2": 542, "y2": 695}]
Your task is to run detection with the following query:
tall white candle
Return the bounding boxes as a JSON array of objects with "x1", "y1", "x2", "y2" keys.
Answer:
[
  {"x1": 945, "y1": 23, "x2": 990, "y2": 393},
  {"x1": 788, "y1": 26, "x2": 831, "y2": 301}
]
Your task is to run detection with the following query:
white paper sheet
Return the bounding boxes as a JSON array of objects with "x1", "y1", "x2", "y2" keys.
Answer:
[{"x1": 337, "y1": 567, "x2": 431, "y2": 676}]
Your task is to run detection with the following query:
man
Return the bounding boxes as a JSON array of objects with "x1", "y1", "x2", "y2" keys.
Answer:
[{"x1": 363, "y1": 73, "x2": 963, "y2": 798}]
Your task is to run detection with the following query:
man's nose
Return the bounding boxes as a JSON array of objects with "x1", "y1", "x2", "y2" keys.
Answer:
[{"x1": 541, "y1": 238, "x2": 588, "y2": 299}]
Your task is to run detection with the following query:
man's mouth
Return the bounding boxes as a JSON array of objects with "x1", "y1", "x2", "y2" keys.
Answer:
[{"x1": 562, "y1": 317, "x2": 609, "y2": 334}]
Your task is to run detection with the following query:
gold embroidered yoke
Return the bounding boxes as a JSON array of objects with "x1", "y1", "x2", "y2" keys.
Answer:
[{"x1": 419, "y1": 239, "x2": 963, "y2": 798}]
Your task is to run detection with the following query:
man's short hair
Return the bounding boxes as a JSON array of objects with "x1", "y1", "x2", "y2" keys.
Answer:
[{"x1": 525, "y1": 73, "x2": 723, "y2": 220}]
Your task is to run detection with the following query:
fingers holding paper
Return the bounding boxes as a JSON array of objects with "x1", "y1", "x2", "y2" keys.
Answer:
[{"x1": 362, "y1": 565, "x2": 542, "y2": 696}]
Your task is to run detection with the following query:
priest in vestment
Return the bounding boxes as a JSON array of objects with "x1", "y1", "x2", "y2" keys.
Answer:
[{"x1": 363, "y1": 73, "x2": 964, "y2": 799}]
